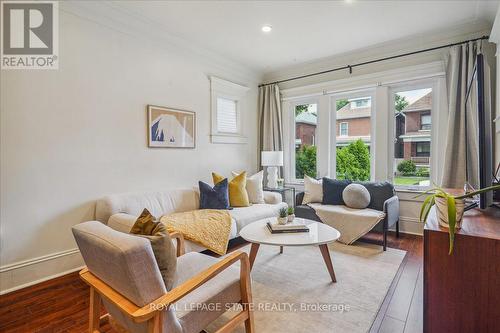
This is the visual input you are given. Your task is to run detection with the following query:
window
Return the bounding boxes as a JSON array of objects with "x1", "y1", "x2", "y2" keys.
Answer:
[
  {"x1": 210, "y1": 76, "x2": 249, "y2": 143},
  {"x1": 335, "y1": 94, "x2": 372, "y2": 181},
  {"x1": 393, "y1": 87, "x2": 432, "y2": 187},
  {"x1": 339, "y1": 122, "x2": 348, "y2": 136},
  {"x1": 216, "y1": 97, "x2": 237, "y2": 133},
  {"x1": 416, "y1": 142, "x2": 430, "y2": 156},
  {"x1": 294, "y1": 103, "x2": 317, "y2": 179},
  {"x1": 421, "y1": 113, "x2": 431, "y2": 130},
  {"x1": 350, "y1": 98, "x2": 371, "y2": 109}
]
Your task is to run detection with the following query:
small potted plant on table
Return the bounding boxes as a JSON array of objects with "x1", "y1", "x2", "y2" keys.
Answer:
[
  {"x1": 278, "y1": 207, "x2": 288, "y2": 225},
  {"x1": 287, "y1": 207, "x2": 295, "y2": 223}
]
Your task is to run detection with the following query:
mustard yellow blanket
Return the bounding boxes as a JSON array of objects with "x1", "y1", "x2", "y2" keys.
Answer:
[{"x1": 160, "y1": 209, "x2": 232, "y2": 255}]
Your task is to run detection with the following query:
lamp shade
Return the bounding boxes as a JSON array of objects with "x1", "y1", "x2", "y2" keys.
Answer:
[{"x1": 261, "y1": 151, "x2": 283, "y2": 166}]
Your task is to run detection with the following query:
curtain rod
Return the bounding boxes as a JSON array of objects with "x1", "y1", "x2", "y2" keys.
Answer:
[{"x1": 259, "y1": 35, "x2": 489, "y2": 88}]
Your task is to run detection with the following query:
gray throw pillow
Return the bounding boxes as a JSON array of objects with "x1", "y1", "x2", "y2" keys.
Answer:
[
  {"x1": 342, "y1": 184, "x2": 371, "y2": 209},
  {"x1": 131, "y1": 209, "x2": 177, "y2": 290}
]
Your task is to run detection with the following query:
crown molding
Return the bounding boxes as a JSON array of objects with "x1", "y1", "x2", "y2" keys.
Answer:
[{"x1": 59, "y1": 1, "x2": 262, "y2": 85}]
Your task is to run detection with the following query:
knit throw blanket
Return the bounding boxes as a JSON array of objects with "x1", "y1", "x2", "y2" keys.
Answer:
[
  {"x1": 160, "y1": 209, "x2": 232, "y2": 255},
  {"x1": 308, "y1": 203, "x2": 385, "y2": 245}
]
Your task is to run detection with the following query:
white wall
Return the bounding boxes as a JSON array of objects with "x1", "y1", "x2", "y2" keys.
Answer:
[
  {"x1": 268, "y1": 22, "x2": 496, "y2": 235},
  {"x1": 0, "y1": 4, "x2": 261, "y2": 293}
]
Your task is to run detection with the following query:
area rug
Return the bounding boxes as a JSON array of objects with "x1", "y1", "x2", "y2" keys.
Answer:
[{"x1": 207, "y1": 242, "x2": 406, "y2": 333}]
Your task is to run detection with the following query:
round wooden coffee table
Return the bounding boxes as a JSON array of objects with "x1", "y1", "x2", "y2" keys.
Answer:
[{"x1": 239, "y1": 218, "x2": 341, "y2": 282}]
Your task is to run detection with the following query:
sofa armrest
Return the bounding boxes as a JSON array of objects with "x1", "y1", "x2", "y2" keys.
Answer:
[
  {"x1": 296, "y1": 192, "x2": 305, "y2": 206},
  {"x1": 263, "y1": 191, "x2": 282, "y2": 204},
  {"x1": 383, "y1": 195, "x2": 399, "y2": 228},
  {"x1": 108, "y1": 213, "x2": 136, "y2": 233}
]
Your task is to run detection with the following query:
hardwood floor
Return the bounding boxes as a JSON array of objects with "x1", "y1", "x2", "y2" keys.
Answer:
[
  {"x1": 367, "y1": 232, "x2": 424, "y2": 333},
  {"x1": 0, "y1": 231, "x2": 423, "y2": 333}
]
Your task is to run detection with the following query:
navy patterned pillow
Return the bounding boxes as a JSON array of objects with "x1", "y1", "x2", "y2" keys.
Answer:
[{"x1": 199, "y1": 179, "x2": 230, "y2": 209}]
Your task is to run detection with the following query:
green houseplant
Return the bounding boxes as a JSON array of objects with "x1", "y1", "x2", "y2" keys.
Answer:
[
  {"x1": 287, "y1": 206, "x2": 295, "y2": 222},
  {"x1": 419, "y1": 185, "x2": 500, "y2": 254},
  {"x1": 278, "y1": 207, "x2": 288, "y2": 225}
]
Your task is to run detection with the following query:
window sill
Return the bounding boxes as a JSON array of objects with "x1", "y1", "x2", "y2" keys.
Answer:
[
  {"x1": 395, "y1": 187, "x2": 429, "y2": 194},
  {"x1": 210, "y1": 134, "x2": 247, "y2": 144}
]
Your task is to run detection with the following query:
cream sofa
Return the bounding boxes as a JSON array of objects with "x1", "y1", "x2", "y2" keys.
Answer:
[{"x1": 95, "y1": 188, "x2": 287, "y2": 253}]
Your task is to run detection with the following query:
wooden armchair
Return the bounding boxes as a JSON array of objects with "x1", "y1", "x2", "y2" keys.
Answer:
[{"x1": 72, "y1": 221, "x2": 254, "y2": 333}]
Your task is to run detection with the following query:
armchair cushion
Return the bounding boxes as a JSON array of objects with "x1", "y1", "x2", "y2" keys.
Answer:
[
  {"x1": 355, "y1": 181, "x2": 394, "y2": 211},
  {"x1": 303, "y1": 175, "x2": 323, "y2": 204},
  {"x1": 174, "y1": 252, "x2": 241, "y2": 333},
  {"x1": 232, "y1": 170, "x2": 265, "y2": 204},
  {"x1": 322, "y1": 177, "x2": 351, "y2": 205},
  {"x1": 212, "y1": 172, "x2": 250, "y2": 207},
  {"x1": 131, "y1": 209, "x2": 177, "y2": 290},
  {"x1": 199, "y1": 179, "x2": 230, "y2": 210},
  {"x1": 342, "y1": 183, "x2": 371, "y2": 209},
  {"x1": 72, "y1": 221, "x2": 167, "y2": 307}
]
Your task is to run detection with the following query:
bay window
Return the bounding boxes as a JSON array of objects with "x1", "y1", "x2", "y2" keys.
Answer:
[{"x1": 283, "y1": 65, "x2": 443, "y2": 191}]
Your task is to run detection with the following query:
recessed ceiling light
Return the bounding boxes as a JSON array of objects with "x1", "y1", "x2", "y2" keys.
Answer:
[{"x1": 262, "y1": 25, "x2": 272, "y2": 33}]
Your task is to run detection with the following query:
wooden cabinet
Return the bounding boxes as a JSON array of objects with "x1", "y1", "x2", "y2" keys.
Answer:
[{"x1": 424, "y1": 207, "x2": 500, "y2": 332}]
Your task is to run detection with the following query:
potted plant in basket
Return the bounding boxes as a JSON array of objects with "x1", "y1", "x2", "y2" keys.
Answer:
[
  {"x1": 287, "y1": 207, "x2": 295, "y2": 223},
  {"x1": 278, "y1": 207, "x2": 288, "y2": 225},
  {"x1": 418, "y1": 184, "x2": 500, "y2": 254}
]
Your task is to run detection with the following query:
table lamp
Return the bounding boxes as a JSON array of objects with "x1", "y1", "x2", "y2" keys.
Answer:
[{"x1": 261, "y1": 151, "x2": 284, "y2": 189}]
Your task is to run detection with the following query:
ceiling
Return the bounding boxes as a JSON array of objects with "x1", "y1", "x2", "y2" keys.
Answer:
[{"x1": 113, "y1": 1, "x2": 499, "y2": 73}]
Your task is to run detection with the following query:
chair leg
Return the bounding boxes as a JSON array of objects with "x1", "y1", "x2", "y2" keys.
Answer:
[
  {"x1": 383, "y1": 219, "x2": 388, "y2": 251},
  {"x1": 147, "y1": 312, "x2": 162, "y2": 333},
  {"x1": 240, "y1": 257, "x2": 255, "y2": 333},
  {"x1": 89, "y1": 287, "x2": 101, "y2": 333},
  {"x1": 396, "y1": 219, "x2": 400, "y2": 238}
]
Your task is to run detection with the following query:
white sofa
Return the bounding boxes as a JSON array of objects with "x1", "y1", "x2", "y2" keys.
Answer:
[{"x1": 95, "y1": 188, "x2": 287, "y2": 253}]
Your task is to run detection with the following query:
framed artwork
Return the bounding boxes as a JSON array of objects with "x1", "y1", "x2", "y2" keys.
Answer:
[{"x1": 147, "y1": 105, "x2": 196, "y2": 148}]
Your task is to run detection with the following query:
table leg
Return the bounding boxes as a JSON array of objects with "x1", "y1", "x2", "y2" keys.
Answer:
[
  {"x1": 279, "y1": 246, "x2": 283, "y2": 254},
  {"x1": 319, "y1": 244, "x2": 337, "y2": 283},
  {"x1": 249, "y1": 243, "x2": 260, "y2": 270}
]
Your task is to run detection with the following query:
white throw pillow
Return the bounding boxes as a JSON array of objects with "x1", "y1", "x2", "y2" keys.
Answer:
[
  {"x1": 232, "y1": 171, "x2": 265, "y2": 204},
  {"x1": 302, "y1": 175, "x2": 323, "y2": 204},
  {"x1": 342, "y1": 184, "x2": 371, "y2": 209}
]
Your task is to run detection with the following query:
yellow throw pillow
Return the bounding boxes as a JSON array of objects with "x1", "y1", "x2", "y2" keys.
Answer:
[{"x1": 212, "y1": 171, "x2": 250, "y2": 207}]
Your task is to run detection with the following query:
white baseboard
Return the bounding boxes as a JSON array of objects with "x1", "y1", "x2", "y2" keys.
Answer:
[
  {"x1": 0, "y1": 248, "x2": 84, "y2": 295},
  {"x1": 389, "y1": 216, "x2": 423, "y2": 236}
]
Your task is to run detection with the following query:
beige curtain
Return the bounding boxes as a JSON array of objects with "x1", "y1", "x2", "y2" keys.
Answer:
[
  {"x1": 441, "y1": 41, "x2": 483, "y2": 188},
  {"x1": 258, "y1": 84, "x2": 283, "y2": 169}
]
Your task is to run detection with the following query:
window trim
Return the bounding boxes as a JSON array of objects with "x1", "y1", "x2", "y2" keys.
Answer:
[
  {"x1": 389, "y1": 78, "x2": 437, "y2": 191},
  {"x1": 339, "y1": 122, "x2": 349, "y2": 137},
  {"x1": 288, "y1": 98, "x2": 320, "y2": 184},
  {"x1": 420, "y1": 113, "x2": 431, "y2": 131},
  {"x1": 210, "y1": 76, "x2": 249, "y2": 144},
  {"x1": 415, "y1": 142, "x2": 431, "y2": 157}
]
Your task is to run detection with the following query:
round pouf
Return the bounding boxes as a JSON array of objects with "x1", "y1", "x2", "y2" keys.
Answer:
[{"x1": 342, "y1": 184, "x2": 371, "y2": 209}]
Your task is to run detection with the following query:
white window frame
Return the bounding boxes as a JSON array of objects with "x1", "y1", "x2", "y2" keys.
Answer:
[
  {"x1": 388, "y1": 78, "x2": 438, "y2": 191},
  {"x1": 287, "y1": 98, "x2": 320, "y2": 184},
  {"x1": 331, "y1": 89, "x2": 376, "y2": 181},
  {"x1": 339, "y1": 122, "x2": 349, "y2": 136},
  {"x1": 350, "y1": 97, "x2": 371, "y2": 109},
  {"x1": 420, "y1": 113, "x2": 432, "y2": 130},
  {"x1": 210, "y1": 76, "x2": 249, "y2": 144}
]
